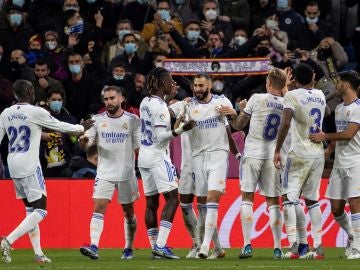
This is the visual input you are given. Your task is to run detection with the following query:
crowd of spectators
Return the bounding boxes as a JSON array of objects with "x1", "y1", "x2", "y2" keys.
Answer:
[{"x1": 0, "y1": 0, "x2": 359, "y2": 178}]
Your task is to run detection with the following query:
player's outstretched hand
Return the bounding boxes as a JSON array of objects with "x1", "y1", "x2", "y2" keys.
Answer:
[
  {"x1": 217, "y1": 105, "x2": 237, "y2": 117},
  {"x1": 273, "y1": 151, "x2": 282, "y2": 169},
  {"x1": 309, "y1": 130, "x2": 325, "y2": 143},
  {"x1": 80, "y1": 119, "x2": 95, "y2": 131}
]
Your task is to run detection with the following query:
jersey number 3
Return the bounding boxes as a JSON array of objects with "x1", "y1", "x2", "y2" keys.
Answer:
[
  {"x1": 8, "y1": 125, "x2": 31, "y2": 153},
  {"x1": 141, "y1": 119, "x2": 153, "y2": 146}
]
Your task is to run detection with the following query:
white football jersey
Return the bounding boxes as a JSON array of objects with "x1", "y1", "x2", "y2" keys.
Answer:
[
  {"x1": 85, "y1": 111, "x2": 140, "y2": 181},
  {"x1": 333, "y1": 100, "x2": 360, "y2": 168},
  {"x1": 0, "y1": 104, "x2": 84, "y2": 178},
  {"x1": 186, "y1": 94, "x2": 231, "y2": 156},
  {"x1": 138, "y1": 96, "x2": 172, "y2": 168},
  {"x1": 243, "y1": 93, "x2": 284, "y2": 159},
  {"x1": 283, "y1": 88, "x2": 326, "y2": 158},
  {"x1": 168, "y1": 101, "x2": 192, "y2": 169}
]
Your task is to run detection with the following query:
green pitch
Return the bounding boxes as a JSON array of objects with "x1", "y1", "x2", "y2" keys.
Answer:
[{"x1": 0, "y1": 248, "x2": 358, "y2": 270}]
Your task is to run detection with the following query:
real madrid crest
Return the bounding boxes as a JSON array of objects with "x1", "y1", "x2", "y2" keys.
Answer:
[{"x1": 123, "y1": 123, "x2": 128, "y2": 130}]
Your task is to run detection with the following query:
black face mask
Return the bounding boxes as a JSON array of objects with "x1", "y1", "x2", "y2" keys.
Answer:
[
  {"x1": 317, "y1": 48, "x2": 332, "y2": 60},
  {"x1": 256, "y1": 47, "x2": 270, "y2": 56},
  {"x1": 10, "y1": 61, "x2": 20, "y2": 71}
]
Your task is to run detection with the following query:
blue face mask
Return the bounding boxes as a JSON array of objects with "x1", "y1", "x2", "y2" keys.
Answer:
[
  {"x1": 86, "y1": 0, "x2": 96, "y2": 3},
  {"x1": 118, "y1": 29, "x2": 131, "y2": 41},
  {"x1": 9, "y1": 14, "x2": 22, "y2": 26},
  {"x1": 12, "y1": 0, "x2": 25, "y2": 7},
  {"x1": 137, "y1": 0, "x2": 148, "y2": 4},
  {"x1": 158, "y1": 9, "x2": 170, "y2": 21},
  {"x1": 124, "y1": 43, "x2": 137, "y2": 54},
  {"x1": 113, "y1": 74, "x2": 124, "y2": 80},
  {"x1": 69, "y1": 64, "x2": 81, "y2": 74},
  {"x1": 49, "y1": 101, "x2": 63, "y2": 113},
  {"x1": 69, "y1": 19, "x2": 84, "y2": 34},
  {"x1": 175, "y1": 0, "x2": 186, "y2": 5},
  {"x1": 186, "y1": 30, "x2": 200, "y2": 41},
  {"x1": 276, "y1": 0, "x2": 288, "y2": 9}
]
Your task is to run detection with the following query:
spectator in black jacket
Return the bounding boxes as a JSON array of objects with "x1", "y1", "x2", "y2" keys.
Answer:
[{"x1": 63, "y1": 51, "x2": 102, "y2": 121}]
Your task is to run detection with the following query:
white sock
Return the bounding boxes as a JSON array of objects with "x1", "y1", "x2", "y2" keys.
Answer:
[
  {"x1": 7, "y1": 209, "x2": 47, "y2": 245},
  {"x1": 90, "y1": 212, "x2": 104, "y2": 247},
  {"x1": 268, "y1": 205, "x2": 282, "y2": 249},
  {"x1": 282, "y1": 201, "x2": 297, "y2": 246},
  {"x1": 124, "y1": 216, "x2": 137, "y2": 249},
  {"x1": 294, "y1": 201, "x2": 308, "y2": 244},
  {"x1": 308, "y1": 203, "x2": 322, "y2": 248},
  {"x1": 351, "y1": 213, "x2": 360, "y2": 250},
  {"x1": 335, "y1": 212, "x2": 353, "y2": 237},
  {"x1": 147, "y1": 228, "x2": 158, "y2": 249},
  {"x1": 25, "y1": 207, "x2": 43, "y2": 256},
  {"x1": 241, "y1": 201, "x2": 253, "y2": 246},
  {"x1": 156, "y1": 220, "x2": 172, "y2": 248},
  {"x1": 202, "y1": 203, "x2": 218, "y2": 249},
  {"x1": 196, "y1": 203, "x2": 207, "y2": 246},
  {"x1": 180, "y1": 203, "x2": 197, "y2": 245}
]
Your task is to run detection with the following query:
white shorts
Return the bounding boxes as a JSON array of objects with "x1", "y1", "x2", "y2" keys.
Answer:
[
  {"x1": 326, "y1": 166, "x2": 360, "y2": 200},
  {"x1": 282, "y1": 151, "x2": 324, "y2": 202},
  {"x1": 240, "y1": 157, "x2": 281, "y2": 197},
  {"x1": 13, "y1": 166, "x2": 47, "y2": 203},
  {"x1": 93, "y1": 178, "x2": 139, "y2": 204},
  {"x1": 192, "y1": 150, "x2": 228, "y2": 197},
  {"x1": 178, "y1": 164, "x2": 195, "y2": 195},
  {"x1": 139, "y1": 158, "x2": 178, "y2": 196}
]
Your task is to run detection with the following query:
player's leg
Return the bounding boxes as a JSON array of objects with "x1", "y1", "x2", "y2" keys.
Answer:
[
  {"x1": 294, "y1": 200, "x2": 309, "y2": 256},
  {"x1": 151, "y1": 160, "x2": 180, "y2": 259},
  {"x1": 118, "y1": 179, "x2": 139, "y2": 259},
  {"x1": 145, "y1": 194, "x2": 160, "y2": 249},
  {"x1": 348, "y1": 196, "x2": 360, "y2": 259},
  {"x1": 1, "y1": 172, "x2": 47, "y2": 263},
  {"x1": 238, "y1": 158, "x2": 261, "y2": 259},
  {"x1": 80, "y1": 179, "x2": 113, "y2": 260},
  {"x1": 259, "y1": 159, "x2": 283, "y2": 259},
  {"x1": 180, "y1": 193, "x2": 198, "y2": 258},
  {"x1": 301, "y1": 157, "x2": 325, "y2": 259},
  {"x1": 22, "y1": 199, "x2": 51, "y2": 263}
]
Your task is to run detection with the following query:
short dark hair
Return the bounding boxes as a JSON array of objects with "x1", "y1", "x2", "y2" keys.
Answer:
[
  {"x1": 294, "y1": 63, "x2": 314, "y2": 86},
  {"x1": 103, "y1": 85, "x2": 124, "y2": 96},
  {"x1": 306, "y1": 1, "x2": 319, "y2": 8},
  {"x1": 86, "y1": 144, "x2": 98, "y2": 159},
  {"x1": 110, "y1": 61, "x2": 126, "y2": 71},
  {"x1": 157, "y1": 0, "x2": 170, "y2": 7},
  {"x1": 35, "y1": 59, "x2": 49, "y2": 68},
  {"x1": 116, "y1": 19, "x2": 133, "y2": 29},
  {"x1": 13, "y1": 80, "x2": 33, "y2": 99},
  {"x1": 338, "y1": 71, "x2": 360, "y2": 91},
  {"x1": 193, "y1": 72, "x2": 211, "y2": 82},
  {"x1": 47, "y1": 88, "x2": 65, "y2": 99},
  {"x1": 122, "y1": 33, "x2": 136, "y2": 43}
]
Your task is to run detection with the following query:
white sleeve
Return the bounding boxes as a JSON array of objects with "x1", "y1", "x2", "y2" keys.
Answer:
[
  {"x1": 31, "y1": 107, "x2": 84, "y2": 134},
  {"x1": 84, "y1": 117, "x2": 97, "y2": 145},
  {"x1": 132, "y1": 117, "x2": 141, "y2": 150},
  {"x1": 283, "y1": 92, "x2": 296, "y2": 112},
  {"x1": 0, "y1": 114, "x2": 5, "y2": 144},
  {"x1": 350, "y1": 106, "x2": 360, "y2": 125},
  {"x1": 168, "y1": 101, "x2": 182, "y2": 118},
  {"x1": 243, "y1": 94, "x2": 256, "y2": 115}
]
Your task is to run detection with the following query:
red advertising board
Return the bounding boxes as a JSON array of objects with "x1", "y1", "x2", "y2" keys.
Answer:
[{"x1": 0, "y1": 179, "x2": 348, "y2": 248}]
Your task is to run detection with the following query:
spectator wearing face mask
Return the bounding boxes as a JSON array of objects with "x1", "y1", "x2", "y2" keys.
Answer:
[
  {"x1": 275, "y1": 0, "x2": 304, "y2": 40},
  {"x1": 43, "y1": 31, "x2": 68, "y2": 81},
  {"x1": 140, "y1": 0, "x2": 183, "y2": 43},
  {"x1": 200, "y1": 0, "x2": 233, "y2": 45},
  {"x1": 0, "y1": 5, "x2": 35, "y2": 66},
  {"x1": 104, "y1": 61, "x2": 132, "y2": 91},
  {"x1": 109, "y1": 33, "x2": 144, "y2": 76},
  {"x1": 264, "y1": 13, "x2": 288, "y2": 55},
  {"x1": 292, "y1": 0, "x2": 332, "y2": 20},
  {"x1": 26, "y1": 34, "x2": 47, "y2": 68},
  {"x1": 249, "y1": 0, "x2": 276, "y2": 30},
  {"x1": 39, "y1": 88, "x2": 78, "y2": 177},
  {"x1": 293, "y1": 1, "x2": 334, "y2": 51},
  {"x1": 9, "y1": 49, "x2": 35, "y2": 82}
]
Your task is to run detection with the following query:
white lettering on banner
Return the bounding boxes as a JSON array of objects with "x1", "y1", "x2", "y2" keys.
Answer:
[
  {"x1": 219, "y1": 196, "x2": 348, "y2": 248},
  {"x1": 163, "y1": 58, "x2": 271, "y2": 76}
]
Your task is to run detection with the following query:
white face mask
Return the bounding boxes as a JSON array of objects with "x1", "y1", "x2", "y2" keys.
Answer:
[
  {"x1": 234, "y1": 36, "x2": 247, "y2": 46},
  {"x1": 46, "y1": 41, "x2": 57, "y2": 50},
  {"x1": 266, "y1": 19, "x2": 278, "y2": 30},
  {"x1": 155, "y1": 62, "x2": 163, "y2": 68},
  {"x1": 212, "y1": 80, "x2": 224, "y2": 92},
  {"x1": 306, "y1": 16, "x2": 318, "y2": 24},
  {"x1": 205, "y1": 9, "x2": 217, "y2": 21}
]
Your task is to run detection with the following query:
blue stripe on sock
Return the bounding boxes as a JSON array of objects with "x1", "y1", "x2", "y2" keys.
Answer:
[
  {"x1": 308, "y1": 203, "x2": 320, "y2": 210},
  {"x1": 282, "y1": 201, "x2": 293, "y2": 207},
  {"x1": 160, "y1": 220, "x2": 172, "y2": 229}
]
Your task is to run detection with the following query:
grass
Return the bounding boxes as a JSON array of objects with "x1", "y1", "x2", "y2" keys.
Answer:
[{"x1": 0, "y1": 248, "x2": 358, "y2": 270}]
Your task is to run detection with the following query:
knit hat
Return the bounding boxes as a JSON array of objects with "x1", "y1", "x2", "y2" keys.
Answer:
[
  {"x1": 29, "y1": 34, "x2": 42, "y2": 46},
  {"x1": 44, "y1": 31, "x2": 59, "y2": 41}
]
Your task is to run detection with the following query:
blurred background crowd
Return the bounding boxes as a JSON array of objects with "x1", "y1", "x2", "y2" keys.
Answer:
[{"x1": 0, "y1": 0, "x2": 359, "y2": 178}]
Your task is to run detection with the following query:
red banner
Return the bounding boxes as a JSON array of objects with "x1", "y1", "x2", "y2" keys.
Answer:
[{"x1": 0, "y1": 179, "x2": 348, "y2": 248}]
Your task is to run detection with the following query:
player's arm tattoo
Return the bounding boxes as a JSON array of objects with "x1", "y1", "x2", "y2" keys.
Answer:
[
  {"x1": 232, "y1": 112, "x2": 250, "y2": 130},
  {"x1": 275, "y1": 109, "x2": 293, "y2": 152}
]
